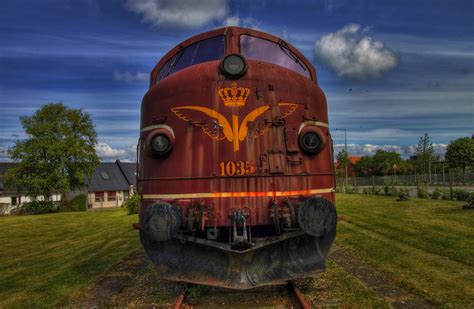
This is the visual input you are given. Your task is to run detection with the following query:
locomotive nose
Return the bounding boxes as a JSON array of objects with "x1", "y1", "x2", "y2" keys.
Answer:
[
  {"x1": 298, "y1": 197, "x2": 337, "y2": 237},
  {"x1": 141, "y1": 202, "x2": 181, "y2": 242}
]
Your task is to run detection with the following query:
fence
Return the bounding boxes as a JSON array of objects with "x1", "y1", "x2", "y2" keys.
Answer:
[{"x1": 337, "y1": 172, "x2": 474, "y2": 188}]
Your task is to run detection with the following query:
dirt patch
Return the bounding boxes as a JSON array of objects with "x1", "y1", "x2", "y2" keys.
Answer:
[
  {"x1": 70, "y1": 249, "x2": 150, "y2": 307},
  {"x1": 329, "y1": 244, "x2": 432, "y2": 308}
]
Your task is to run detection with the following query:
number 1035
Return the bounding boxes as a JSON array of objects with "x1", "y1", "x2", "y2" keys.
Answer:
[{"x1": 219, "y1": 161, "x2": 254, "y2": 176}]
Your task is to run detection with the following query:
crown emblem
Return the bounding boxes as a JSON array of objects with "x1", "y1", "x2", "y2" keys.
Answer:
[{"x1": 218, "y1": 82, "x2": 250, "y2": 107}]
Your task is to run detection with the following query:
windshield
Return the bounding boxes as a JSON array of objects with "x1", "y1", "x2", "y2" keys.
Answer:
[
  {"x1": 155, "y1": 35, "x2": 225, "y2": 83},
  {"x1": 240, "y1": 35, "x2": 311, "y2": 79}
]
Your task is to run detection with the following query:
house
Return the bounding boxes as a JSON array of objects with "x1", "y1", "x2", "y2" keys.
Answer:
[
  {"x1": 0, "y1": 162, "x2": 61, "y2": 214},
  {"x1": 335, "y1": 156, "x2": 362, "y2": 177},
  {"x1": 86, "y1": 160, "x2": 136, "y2": 209}
]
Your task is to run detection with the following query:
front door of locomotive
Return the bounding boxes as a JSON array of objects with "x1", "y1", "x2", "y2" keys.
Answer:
[{"x1": 211, "y1": 79, "x2": 267, "y2": 223}]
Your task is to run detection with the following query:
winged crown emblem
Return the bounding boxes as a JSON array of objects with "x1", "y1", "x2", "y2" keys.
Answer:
[{"x1": 171, "y1": 82, "x2": 298, "y2": 152}]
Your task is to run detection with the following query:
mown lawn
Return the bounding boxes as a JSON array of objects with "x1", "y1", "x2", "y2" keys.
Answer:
[
  {"x1": 335, "y1": 194, "x2": 474, "y2": 308},
  {"x1": 0, "y1": 209, "x2": 140, "y2": 308}
]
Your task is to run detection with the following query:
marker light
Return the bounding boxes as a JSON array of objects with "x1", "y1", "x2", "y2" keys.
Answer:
[{"x1": 220, "y1": 54, "x2": 247, "y2": 78}]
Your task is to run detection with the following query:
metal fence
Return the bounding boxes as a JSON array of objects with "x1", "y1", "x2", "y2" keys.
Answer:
[{"x1": 337, "y1": 172, "x2": 474, "y2": 188}]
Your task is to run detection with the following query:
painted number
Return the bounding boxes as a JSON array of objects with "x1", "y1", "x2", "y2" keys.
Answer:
[{"x1": 219, "y1": 161, "x2": 254, "y2": 176}]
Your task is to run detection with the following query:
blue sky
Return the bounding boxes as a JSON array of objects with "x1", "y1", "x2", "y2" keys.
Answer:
[{"x1": 0, "y1": 0, "x2": 473, "y2": 161}]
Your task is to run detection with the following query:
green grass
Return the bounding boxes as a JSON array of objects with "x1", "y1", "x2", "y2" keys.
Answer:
[
  {"x1": 0, "y1": 209, "x2": 140, "y2": 308},
  {"x1": 336, "y1": 194, "x2": 474, "y2": 308}
]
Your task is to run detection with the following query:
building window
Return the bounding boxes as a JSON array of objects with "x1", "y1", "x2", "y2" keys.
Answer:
[
  {"x1": 11, "y1": 196, "x2": 17, "y2": 206},
  {"x1": 107, "y1": 191, "x2": 116, "y2": 201},
  {"x1": 95, "y1": 192, "x2": 104, "y2": 202},
  {"x1": 101, "y1": 171, "x2": 110, "y2": 180}
]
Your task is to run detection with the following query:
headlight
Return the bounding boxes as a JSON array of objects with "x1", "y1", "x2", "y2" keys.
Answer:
[
  {"x1": 151, "y1": 134, "x2": 171, "y2": 154},
  {"x1": 145, "y1": 126, "x2": 175, "y2": 157},
  {"x1": 301, "y1": 132, "x2": 321, "y2": 152},
  {"x1": 220, "y1": 54, "x2": 247, "y2": 78},
  {"x1": 299, "y1": 126, "x2": 326, "y2": 154}
]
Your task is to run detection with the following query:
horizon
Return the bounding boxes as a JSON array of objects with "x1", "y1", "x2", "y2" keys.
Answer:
[{"x1": 1, "y1": 0, "x2": 472, "y2": 161}]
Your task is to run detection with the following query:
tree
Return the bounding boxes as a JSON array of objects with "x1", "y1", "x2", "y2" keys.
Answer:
[
  {"x1": 336, "y1": 149, "x2": 349, "y2": 171},
  {"x1": 372, "y1": 150, "x2": 402, "y2": 175},
  {"x1": 414, "y1": 133, "x2": 439, "y2": 174},
  {"x1": 445, "y1": 137, "x2": 474, "y2": 183},
  {"x1": 353, "y1": 156, "x2": 375, "y2": 176},
  {"x1": 335, "y1": 149, "x2": 349, "y2": 188},
  {"x1": 5, "y1": 103, "x2": 100, "y2": 201}
]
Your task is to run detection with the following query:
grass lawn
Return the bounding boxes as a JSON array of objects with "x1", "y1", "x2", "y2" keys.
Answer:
[
  {"x1": 0, "y1": 208, "x2": 140, "y2": 308},
  {"x1": 335, "y1": 193, "x2": 474, "y2": 307}
]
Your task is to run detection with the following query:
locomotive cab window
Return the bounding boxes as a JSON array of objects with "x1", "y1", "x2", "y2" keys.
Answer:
[
  {"x1": 155, "y1": 35, "x2": 226, "y2": 83},
  {"x1": 240, "y1": 35, "x2": 311, "y2": 79}
]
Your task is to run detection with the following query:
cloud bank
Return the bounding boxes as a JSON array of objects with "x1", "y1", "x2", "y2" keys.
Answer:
[
  {"x1": 126, "y1": 0, "x2": 229, "y2": 28},
  {"x1": 314, "y1": 24, "x2": 397, "y2": 80},
  {"x1": 333, "y1": 143, "x2": 448, "y2": 158},
  {"x1": 95, "y1": 142, "x2": 137, "y2": 161}
]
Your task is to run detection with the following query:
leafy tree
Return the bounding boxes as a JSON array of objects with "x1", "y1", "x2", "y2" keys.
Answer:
[
  {"x1": 335, "y1": 149, "x2": 349, "y2": 189},
  {"x1": 372, "y1": 150, "x2": 402, "y2": 175},
  {"x1": 353, "y1": 156, "x2": 375, "y2": 176},
  {"x1": 445, "y1": 137, "x2": 474, "y2": 183},
  {"x1": 336, "y1": 149, "x2": 349, "y2": 172},
  {"x1": 414, "y1": 133, "x2": 439, "y2": 174},
  {"x1": 5, "y1": 103, "x2": 100, "y2": 201}
]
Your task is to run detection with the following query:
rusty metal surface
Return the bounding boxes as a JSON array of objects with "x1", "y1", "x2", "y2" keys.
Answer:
[
  {"x1": 138, "y1": 26, "x2": 336, "y2": 288},
  {"x1": 140, "y1": 229, "x2": 335, "y2": 290}
]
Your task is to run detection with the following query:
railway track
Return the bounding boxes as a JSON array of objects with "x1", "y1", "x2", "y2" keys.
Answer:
[{"x1": 171, "y1": 281, "x2": 312, "y2": 309}]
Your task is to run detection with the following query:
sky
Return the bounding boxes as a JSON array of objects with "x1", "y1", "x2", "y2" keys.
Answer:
[{"x1": 0, "y1": 0, "x2": 473, "y2": 161}]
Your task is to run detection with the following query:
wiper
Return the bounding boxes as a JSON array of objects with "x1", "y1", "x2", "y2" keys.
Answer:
[
  {"x1": 278, "y1": 40, "x2": 307, "y2": 72},
  {"x1": 163, "y1": 51, "x2": 183, "y2": 78}
]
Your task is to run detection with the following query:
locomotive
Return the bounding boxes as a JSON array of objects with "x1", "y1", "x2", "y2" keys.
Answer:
[{"x1": 136, "y1": 26, "x2": 337, "y2": 289}]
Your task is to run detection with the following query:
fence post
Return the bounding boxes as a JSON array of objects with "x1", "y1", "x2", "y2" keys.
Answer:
[{"x1": 449, "y1": 169, "x2": 453, "y2": 200}]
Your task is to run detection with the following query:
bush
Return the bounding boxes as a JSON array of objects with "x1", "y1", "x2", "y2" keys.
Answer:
[
  {"x1": 60, "y1": 194, "x2": 87, "y2": 212},
  {"x1": 345, "y1": 186, "x2": 358, "y2": 194},
  {"x1": 124, "y1": 193, "x2": 139, "y2": 215},
  {"x1": 430, "y1": 188, "x2": 442, "y2": 200},
  {"x1": 453, "y1": 189, "x2": 472, "y2": 202},
  {"x1": 25, "y1": 200, "x2": 57, "y2": 214},
  {"x1": 440, "y1": 189, "x2": 451, "y2": 200},
  {"x1": 417, "y1": 186, "x2": 428, "y2": 199}
]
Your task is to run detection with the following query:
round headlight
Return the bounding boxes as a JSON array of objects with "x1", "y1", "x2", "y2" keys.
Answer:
[
  {"x1": 300, "y1": 131, "x2": 323, "y2": 154},
  {"x1": 220, "y1": 54, "x2": 246, "y2": 78},
  {"x1": 151, "y1": 134, "x2": 171, "y2": 155}
]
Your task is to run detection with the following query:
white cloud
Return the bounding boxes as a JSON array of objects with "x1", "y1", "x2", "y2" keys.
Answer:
[
  {"x1": 113, "y1": 71, "x2": 148, "y2": 83},
  {"x1": 126, "y1": 0, "x2": 229, "y2": 28},
  {"x1": 221, "y1": 15, "x2": 260, "y2": 30},
  {"x1": 333, "y1": 143, "x2": 447, "y2": 158},
  {"x1": 223, "y1": 16, "x2": 240, "y2": 26},
  {"x1": 314, "y1": 24, "x2": 397, "y2": 80},
  {"x1": 95, "y1": 142, "x2": 137, "y2": 161}
]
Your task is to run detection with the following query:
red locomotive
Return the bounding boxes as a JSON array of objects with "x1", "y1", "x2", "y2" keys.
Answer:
[{"x1": 136, "y1": 26, "x2": 337, "y2": 289}]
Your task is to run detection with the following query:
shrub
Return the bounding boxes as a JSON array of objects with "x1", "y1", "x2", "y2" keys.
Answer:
[
  {"x1": 362, "y1": 187, "x2": 372, "y2": 195},
  {"x1": 398, "y1": 188, "x2": 410, "y2": 197},
  {"x1": 452, "y1": 189, "x2": 472, "y2": 202},
  {"x1": 345, "y1": 186, "x2": 358, "y2": 194},
  {"x1": 60, "y1": 194, "x2": 87, "y2": 212},
  {"x1": 430, "y1": 188, "x2": 442, "y2": 200},
  {"x1": 417, "y1": 186, "x2": 428, "y2": 199},
  {"x1": 440, "y1": 189, "x2": 451, "y2": 200},
  {"x1": 373, "y1": 187, "x2": 381, "y2": 195},
  {"x1": 124, "y1": 193, "x2": 139, "y2": 215},
  {"x1": 25, "y1": 200, "x2": 56, "y2": 214}
]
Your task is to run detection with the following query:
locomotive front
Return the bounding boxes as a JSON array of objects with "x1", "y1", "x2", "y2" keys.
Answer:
[{"x1": 137, "y1": 27, "x2": 337, "y2": 289}]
